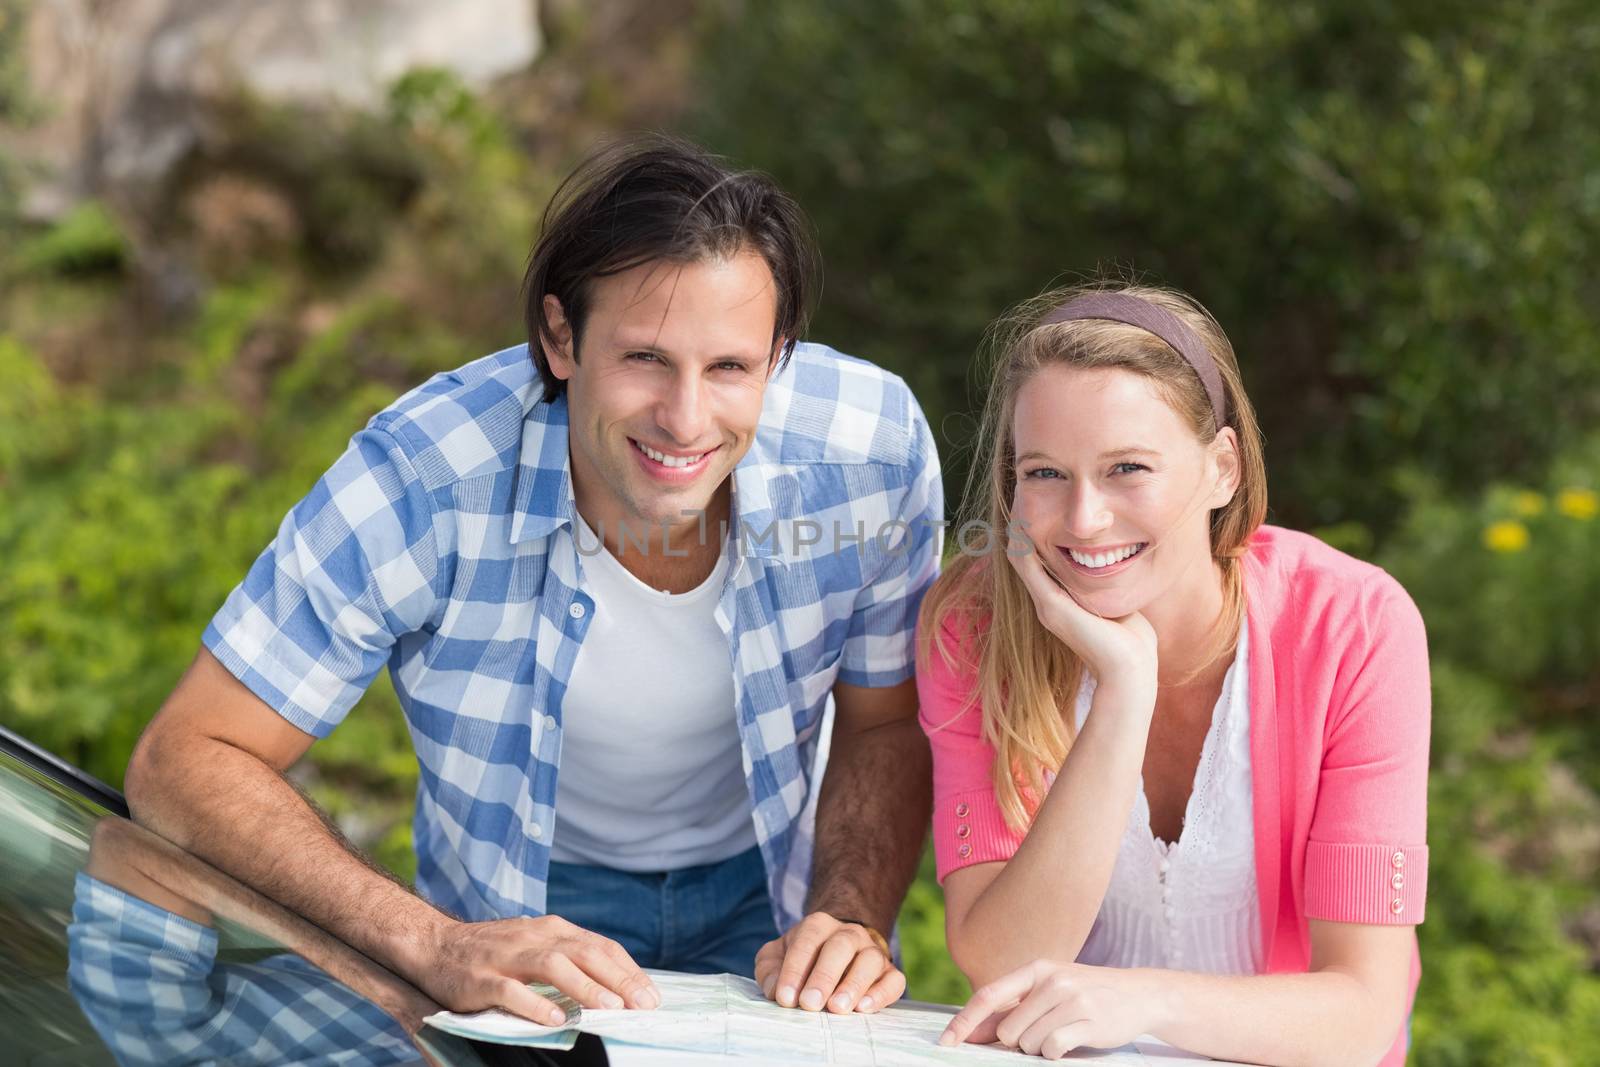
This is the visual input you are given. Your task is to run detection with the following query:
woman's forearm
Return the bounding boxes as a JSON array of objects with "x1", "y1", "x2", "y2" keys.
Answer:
[
  {"x1": 948, "y1": 677, "x2": 1156, "y2": 984},
  {"x1": 1142, "y1": 966, "x2": 1403, "y2": 1067}
]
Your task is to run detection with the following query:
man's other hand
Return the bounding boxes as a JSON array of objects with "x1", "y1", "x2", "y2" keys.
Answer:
[
  {"x1": 421, "y1": 914, "x2": 659, "y2": 1025},
  {"x1": 754, "y1": 912, "x2": 906, "y2": 1014}
]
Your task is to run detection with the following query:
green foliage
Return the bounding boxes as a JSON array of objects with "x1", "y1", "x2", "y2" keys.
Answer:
[
  {"x1": 899, "y1": 849, "x2": 970, "y2": 1006},
  {"x1": 1415, "y1": 665, "x2": 1600, "y2": 1064},
  {"x1": 1384, "y1": 474, "x2": 1600, "y2": 700},
  {"x1": 8, "y1": 201, "x2": 129, "y2": 278},
  {"x1": 692, "y1": 0, "x2": 1600, "y2": 530},
  {"x1": 0, "y1": 319, "x2": 399, "y2": 787},
  {"x1": 1379, "y1": 442, "x2": 1600, "y2": 819}
]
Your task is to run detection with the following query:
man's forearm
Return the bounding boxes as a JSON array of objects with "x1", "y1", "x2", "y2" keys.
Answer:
[
  {"x1": 805, "y1": 718, "x2": 931, "y2": 932},
  {"x1": 126, "y1": 732, "x2": 452, "y2": 980}
]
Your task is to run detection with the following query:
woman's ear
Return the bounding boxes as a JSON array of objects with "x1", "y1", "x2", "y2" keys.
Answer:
[
  {"x1": 1208, "y1": 427, "x2": 1242, "y2": 508},
  {"x1": 543, "y1": 294, "x2": 576, "y2": 380}
]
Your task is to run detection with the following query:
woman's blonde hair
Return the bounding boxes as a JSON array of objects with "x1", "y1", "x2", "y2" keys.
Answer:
[{"x1": 919, "y1": 281, "x2": 1268, "y2": 830}]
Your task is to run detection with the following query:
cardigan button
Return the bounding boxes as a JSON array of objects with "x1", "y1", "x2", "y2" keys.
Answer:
[
  {"x1": 1391, "y1": 851, "x2": 1406, "y2": 869},
  {"x1": 957, "y1": 843, "x2": 972, "y2": 859},
  {"x1": 1391, "y1": 897, "x2": 1404, "y2": 915},
  {"x1": 955, "y1": 802, "x2": 970, "y2": 818},
  {"x1": 1391, "y1": 872, "x2": 1405, "y2": 890},
  {"x1": 956, "y1": 824, "x2": 971, "y2": 839}
]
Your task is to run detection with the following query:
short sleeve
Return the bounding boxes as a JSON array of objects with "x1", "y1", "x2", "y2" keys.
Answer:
[
  {"x1": 839, "y1": 392, "x2": 945, "y2": 687},
  {"x1": 917, "y1": 612, "x2": 1027, "y2": 882},
  {"x1": 203, "y1": 425, "x2": 443, "y2": 738},
  {"x1": 1303, "y1": 573, "x2": 1432, "y2": 924},
  {"x1": 69, "y1": 872, "x2": 412, "y2": 1063}
]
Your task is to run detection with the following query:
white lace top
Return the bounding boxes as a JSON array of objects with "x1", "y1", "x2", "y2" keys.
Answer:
[{"x1": 1072, "y1": 624, "x2": 1263, "y2": 975}]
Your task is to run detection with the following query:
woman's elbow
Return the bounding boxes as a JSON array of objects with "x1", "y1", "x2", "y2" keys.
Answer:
[{"x1": 944, "y1": 909, "x2": 1088, "y2": 991}]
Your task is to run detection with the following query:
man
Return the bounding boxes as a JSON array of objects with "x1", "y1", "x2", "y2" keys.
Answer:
[{"x1": 125, "y1": 135, "x2": 943, "y2": 1026}]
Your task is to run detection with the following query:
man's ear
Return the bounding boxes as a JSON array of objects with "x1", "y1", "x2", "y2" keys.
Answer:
[
  {"x1": 543, "y1": 294, "x2": 577, "y2": 381},
  {"x1": 1209, "y1": 427, "x2": 1242, "y2": 508}
]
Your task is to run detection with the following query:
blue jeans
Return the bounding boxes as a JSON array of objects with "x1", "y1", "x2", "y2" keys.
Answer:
[{"x1": 544, "y1": 845, "x2": 778, "y2": 977}]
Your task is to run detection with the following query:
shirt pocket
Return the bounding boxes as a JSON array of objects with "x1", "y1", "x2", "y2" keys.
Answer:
[{"x1": 792, "y1": 653, "x2": 843, "y2": 744}]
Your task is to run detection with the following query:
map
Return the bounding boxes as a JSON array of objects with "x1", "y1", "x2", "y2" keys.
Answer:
[{"x1": 422, "y1": 972, "x2": 1240, "y2": 1064}]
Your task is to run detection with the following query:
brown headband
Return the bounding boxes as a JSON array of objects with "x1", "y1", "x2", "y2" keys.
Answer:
[{"x1": 1037, "y1": 292, "x2": 1228, "y2": 429}]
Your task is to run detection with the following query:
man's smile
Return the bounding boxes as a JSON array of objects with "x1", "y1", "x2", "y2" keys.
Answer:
[{"x1": 629, "y1": 437, "x2": 720, "y2": 479}]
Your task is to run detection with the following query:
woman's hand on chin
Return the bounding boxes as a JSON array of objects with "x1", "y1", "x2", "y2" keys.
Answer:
[
  {"x1": 1009, "y1": 543, "x2": 1158, "y2": 691},
  {"x1": 939, "y1": 959, "x2": 1163, "y2": 1059}
]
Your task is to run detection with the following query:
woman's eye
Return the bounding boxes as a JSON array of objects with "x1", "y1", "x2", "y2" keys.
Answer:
[
  {"x1": 1112, "y1": 462, "x2": 1148, "y2": 475},
  {"x1": 1023, "y1": 468, "x2": 1062, "y2": 480}
]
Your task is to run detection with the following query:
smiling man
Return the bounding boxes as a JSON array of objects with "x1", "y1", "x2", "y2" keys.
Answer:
[{"x1": 125, "y1": 136, "x2": 943, "y2": 1027}]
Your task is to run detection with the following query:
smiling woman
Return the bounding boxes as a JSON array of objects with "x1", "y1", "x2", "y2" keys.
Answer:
[{"x1": 916, "y1": 282, "x2": 1431, "y2": 1065}]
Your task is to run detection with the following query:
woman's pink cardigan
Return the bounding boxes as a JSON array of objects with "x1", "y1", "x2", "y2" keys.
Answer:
[{"x1": 919, "y1": 525, "x2": 1430, "y2": 1066}]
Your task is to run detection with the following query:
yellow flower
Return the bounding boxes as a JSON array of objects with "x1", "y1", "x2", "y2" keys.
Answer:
[
  {"x1": 1556, "y1": 488, "x2": 1598, "y2": 521},
  {"x1": 1483, "y1": 520, "x2": 1530, "y2": 553},
  {"x1": 1512, "y1": 491, "x2": 1546, "y2": 517}
]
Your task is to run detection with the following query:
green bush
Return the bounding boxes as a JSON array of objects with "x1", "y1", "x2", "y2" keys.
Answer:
[
  {"x1": 691, "y1": 0, "x2": 1600, "y2": 531},
  {"x1": 0, "y1": 322, "x2": 414, "y2": 791},
  {"x1": 8, "y1": 201, "x2": 129, "y2": 278},
  {"x1": 1380, "y1": 447, "x2": 1600, "y2": 803}
]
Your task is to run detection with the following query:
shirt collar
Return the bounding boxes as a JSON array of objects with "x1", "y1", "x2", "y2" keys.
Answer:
[
  {"x1": 508, "y1": 395, "x2": 812, "y2": 565},
  {"x1": 508, "y1": 394, "x2": 578, "y2": 545}
]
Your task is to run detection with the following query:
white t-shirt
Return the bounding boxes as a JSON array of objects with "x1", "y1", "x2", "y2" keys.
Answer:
[{"x1": 548, "y1": 514, "x2": 756, "y2": 871}]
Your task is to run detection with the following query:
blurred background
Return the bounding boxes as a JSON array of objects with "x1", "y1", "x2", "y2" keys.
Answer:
[{"x1": 2, "y1": 1, "x2": 1597, "y2": 1061}]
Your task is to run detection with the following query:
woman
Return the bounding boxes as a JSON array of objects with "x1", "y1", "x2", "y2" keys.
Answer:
[{"x1": 919, "y1": 283, "x2": 1429, "y2": 1065}]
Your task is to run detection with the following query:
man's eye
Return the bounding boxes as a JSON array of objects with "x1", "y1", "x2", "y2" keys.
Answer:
[
  {"x1": 715, "y1": 362, "x2": 748, "y2": 373},
  {"x1": 626, "y1": 351, "x2": 661, "y2": 363}
]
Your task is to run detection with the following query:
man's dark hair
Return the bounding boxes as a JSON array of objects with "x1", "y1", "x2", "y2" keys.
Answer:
[{"x1": 522, "y1": 134, "x2": 820, "y2": 402}]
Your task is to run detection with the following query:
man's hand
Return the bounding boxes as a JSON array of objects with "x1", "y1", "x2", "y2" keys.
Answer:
[
  {"x1": 754, "y1": 912, "x2": 905, "y2": 1014},
  {"x1": 421, "y1": 914, "x2": 660, "y2": 1025}
]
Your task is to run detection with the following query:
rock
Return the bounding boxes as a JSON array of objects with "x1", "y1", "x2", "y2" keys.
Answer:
[{"x1": 4, "y1": 0, "x2": 541, "y2": 219}]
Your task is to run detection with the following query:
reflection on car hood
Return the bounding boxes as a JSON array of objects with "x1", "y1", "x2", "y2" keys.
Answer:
[{"x1": 0, "y1": 749, "x2": 495, "y2": 1067}]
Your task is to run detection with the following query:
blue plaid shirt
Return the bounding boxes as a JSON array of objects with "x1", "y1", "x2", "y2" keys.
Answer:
[
  {"x1": 203, "y1": 342, "x2": 942, "y2": 930},
  {"x1": 69, "y1": 873, "x2": 416, "y2": 1066}
]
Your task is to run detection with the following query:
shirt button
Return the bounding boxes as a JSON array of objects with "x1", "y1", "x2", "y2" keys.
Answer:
[
  {"x1": 1391, "y1": 850, "x2": 1406, "y2": 869},
  {"x1": 1158, "y1": 858, "x2": 1170, "y2": 874},
  {"x1": 956, "y1": 824, "x2": 971, "y2": 839},
  {"x1": 569, "y1": 602, "x2": 586, "y2": 619},
  {"x1": 955, "y1": 802, "x2": 970, "y2": 818},
  {"x1": 545, "y1": 714, "x2": 558, "y2": 732},
  {"x1": 1391, "y1": 897, "x2": 1404, "y2": 915},
  {"x1": 530, "y1": 823, "x2": 543, "y2": 839},
  {"x1": 1391, "y1": 873, "x2": 1405, "y2": 890},
  {"x1": 957, "y1": 843, "x2": 972, "y2": 859}
]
